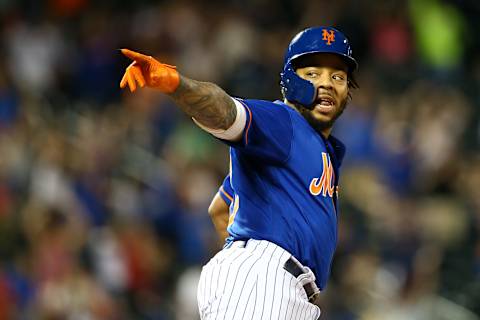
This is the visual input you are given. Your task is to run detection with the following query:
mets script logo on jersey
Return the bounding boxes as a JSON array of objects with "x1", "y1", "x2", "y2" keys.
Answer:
[
  {"x1": 309, "y1": 152, "x2": 335, "y2": 197},
  {"x1": 322, "y1": 29, "x2": 335, "y2": 45}
]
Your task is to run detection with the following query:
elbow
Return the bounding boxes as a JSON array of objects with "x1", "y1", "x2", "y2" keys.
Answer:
[{"x1": 208, "y1": 193, "x2": 229, "y2": 217}]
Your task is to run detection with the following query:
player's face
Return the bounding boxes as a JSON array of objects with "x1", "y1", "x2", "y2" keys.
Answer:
[{"x1": 294, "y1": 53, "x2": 349, "y2": 133}]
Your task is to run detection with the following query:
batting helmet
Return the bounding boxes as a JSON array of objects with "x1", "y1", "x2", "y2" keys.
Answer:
[{"x1": 280, "y1": 27, "x2": 358, "y2": 108}]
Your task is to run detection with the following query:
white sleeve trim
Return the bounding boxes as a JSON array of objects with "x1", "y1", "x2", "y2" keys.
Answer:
[{"x1": 192, "y1": 98, "x2": 247, "y2": 141}]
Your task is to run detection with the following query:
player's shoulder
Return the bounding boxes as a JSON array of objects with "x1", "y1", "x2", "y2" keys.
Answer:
[
  {"x1": 233, "y1": 99, "x2": 298, "y2": 123},
  {"x1": 235, "y1": 98, "x2": 289, "y2": 111},
  {"x1": 235, "y1": 98, "x2": 314, "y2": 136}
]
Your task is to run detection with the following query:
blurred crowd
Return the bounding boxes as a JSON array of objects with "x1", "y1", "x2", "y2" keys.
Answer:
[{"x1": 0, "y1": 0, "x2": 479, "y2": 319}]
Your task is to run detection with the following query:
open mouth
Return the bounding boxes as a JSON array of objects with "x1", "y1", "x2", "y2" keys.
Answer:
[{"x1": 315, "y1": 95, "x2": 335, "y2": 110}]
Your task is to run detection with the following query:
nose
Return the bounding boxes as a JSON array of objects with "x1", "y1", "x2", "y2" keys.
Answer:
[{"x1": 316, "y1": 73, "x2": 333, "y2": 90}]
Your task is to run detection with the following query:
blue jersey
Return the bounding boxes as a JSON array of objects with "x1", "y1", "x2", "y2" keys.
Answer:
[
  {"x1": 223, "y1": 98, "x2": 345, "y2": 289},
  {"x1": 218, "y1": 175, "x2": 234, "y2": 206}
]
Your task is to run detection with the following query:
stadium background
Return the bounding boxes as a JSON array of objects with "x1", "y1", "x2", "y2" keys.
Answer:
[{"x1": 0, "y1": 0, "x2": 479, "y2": 319}]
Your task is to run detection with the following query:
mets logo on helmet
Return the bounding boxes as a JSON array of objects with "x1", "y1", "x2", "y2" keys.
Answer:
[
  {"x1": 322, "y1": 29, "x2": 335, "y2": 46},
  {"x1": 309, "y1": 152, "x2": 335, "y2": 197}
]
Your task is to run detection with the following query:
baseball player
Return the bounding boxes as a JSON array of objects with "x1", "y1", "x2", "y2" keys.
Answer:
[{"x1": 120, "y1": 26, "x2": 358, "y2": 319}]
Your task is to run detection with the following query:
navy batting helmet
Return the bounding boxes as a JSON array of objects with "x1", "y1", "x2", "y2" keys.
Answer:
[{"x1": 280, "y1": 27, "x2": 358, "y2": 108}]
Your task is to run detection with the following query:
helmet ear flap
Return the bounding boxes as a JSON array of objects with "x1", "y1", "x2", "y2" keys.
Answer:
[{"x1": 280, "y1": 63, "x2": 317, "y2": 109}]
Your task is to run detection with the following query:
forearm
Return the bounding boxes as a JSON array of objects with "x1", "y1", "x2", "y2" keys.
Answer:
[{"x1": 171, "y1": 75, "x2": 237, "y2": 130}]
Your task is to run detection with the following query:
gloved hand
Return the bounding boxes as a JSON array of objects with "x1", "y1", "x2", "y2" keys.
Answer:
[{"x1": 119, "y1": 49, "x2": 180, "y2": 93}]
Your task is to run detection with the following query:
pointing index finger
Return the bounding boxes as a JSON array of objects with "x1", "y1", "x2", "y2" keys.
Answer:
[{"x1": 121, "y1": 48, "x2": 152, "y2": 62}]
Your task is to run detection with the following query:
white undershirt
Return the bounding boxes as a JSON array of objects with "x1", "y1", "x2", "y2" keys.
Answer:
[{"x1": 192, "y1": 98, "x2": 247, "y2": 141}]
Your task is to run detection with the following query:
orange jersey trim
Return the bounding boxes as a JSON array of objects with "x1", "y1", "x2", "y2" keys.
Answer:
[
  {"x1": 237, "y1": 100, "x2": 252, "y2": 145},
  {"x1": 219, "y1": 186, "x2": 233, "y2": 202}
]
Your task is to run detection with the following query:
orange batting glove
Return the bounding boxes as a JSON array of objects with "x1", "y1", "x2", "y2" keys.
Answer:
[{"x1": 119, "y1": 48, "x2": 180, "y2": 94}]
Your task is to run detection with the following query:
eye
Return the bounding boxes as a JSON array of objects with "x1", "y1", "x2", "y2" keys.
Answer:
[
  {"x1": 332, "y1": 74, "x2": 346, "y2": 82},
  {"x1": 305, "y1": 71, "x2": 319, "y2": 78}
]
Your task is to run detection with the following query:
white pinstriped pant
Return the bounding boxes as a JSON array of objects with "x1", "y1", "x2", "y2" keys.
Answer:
[{"x1": 197, "y1": 239, "x2": 321, "y2": 320}]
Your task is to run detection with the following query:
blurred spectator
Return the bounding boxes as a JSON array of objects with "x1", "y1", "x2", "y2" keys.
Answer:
[
  {"x1": 409, "y1": 0, "x2": 467, "y2": 78},
  {"x1": 5, "y1": 19, "x2": 65, "y2": 96}
]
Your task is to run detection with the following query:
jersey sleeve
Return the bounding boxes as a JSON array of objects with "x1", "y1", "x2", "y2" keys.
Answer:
[
  {"x1": 218, "y1": 175, "x2": 234, "y2": 206},
  {"x1": 226, "y1": 99, "x2": 294, "y2": 163}
]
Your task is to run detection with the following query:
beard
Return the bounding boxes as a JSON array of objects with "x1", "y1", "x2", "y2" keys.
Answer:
[{"x1": 297, "y1": 97, "x2": 348, "y2": 134}]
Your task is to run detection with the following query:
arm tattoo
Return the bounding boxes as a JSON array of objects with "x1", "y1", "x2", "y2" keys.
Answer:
[{"x1": 170, "y1": 75, "x2": 237, "y2": 130}]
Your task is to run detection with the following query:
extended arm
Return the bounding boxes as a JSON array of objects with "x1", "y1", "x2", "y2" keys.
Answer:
[
  {"x1": 119, "y1": 49, "x2": 239, "y2": 132},
  {"x1": 171, "y1": 76, "x2": 237, "y2": 130}
]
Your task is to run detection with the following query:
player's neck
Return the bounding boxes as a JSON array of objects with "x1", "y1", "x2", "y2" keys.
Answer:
[
  {"x1": 320, "y1": 127, "x2": 332, "y2": 137},
  {"x1": 284, "y1": 99, "x2": 331, "y2": 138}
]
